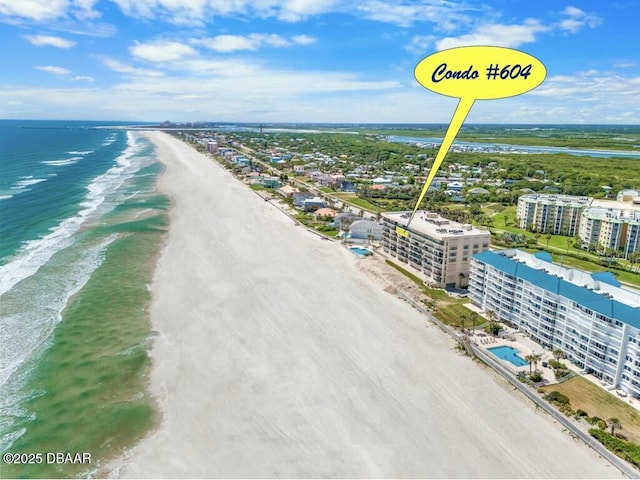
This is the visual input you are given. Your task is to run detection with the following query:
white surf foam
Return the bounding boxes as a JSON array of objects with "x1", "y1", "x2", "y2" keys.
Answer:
[
  {"x1": 42, "y1": 157, "x2": 82, "y2": 166},
  {"x1": 0, "y1": 235, "x2": 115, "y2": 387},
  {"x1": 0, "y1": 132, "x2": 145, "y2": 297},
  {"x1": 11, "y1": 178, "x2": 47, "y2": 189}
]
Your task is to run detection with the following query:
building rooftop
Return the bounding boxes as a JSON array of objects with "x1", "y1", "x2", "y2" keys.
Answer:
[
  {"x1": 519, "y1": 193, "x2": 593, "y2": 206},
  {"x1": 583, "y1": 205, "x2": 640, "y2": 222},
  {"x1": 473, "y1": 249, "x2": 640, "y2": 327},
  {"x1": 383, "y1": 211, "x2": 490, "y2": 240}
]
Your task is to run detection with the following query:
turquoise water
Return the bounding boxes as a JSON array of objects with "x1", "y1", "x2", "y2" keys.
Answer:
[
  {"x1": 0, "y1": 120, "x2": 165, "y2": 477},
  {"x1": 487, "y1": 346, "x2": 529, "y2": 367},
  {"x1": 350, "y1": 247, "x2": 372, "y2": 256}
]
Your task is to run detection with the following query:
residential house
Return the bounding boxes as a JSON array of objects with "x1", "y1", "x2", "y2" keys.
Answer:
[
  {"x1": 292, "y1": 192, "x2": 315, "y2": 208},
  {"x1": 349, "y1": 219, "x2": 383, "y2": 241},
  {"x1": 276, "y1": 185, "x2": 300, "y2": 198},
  {"x1": 303, "y1": 197, "x2": 325, "y2": 211}
]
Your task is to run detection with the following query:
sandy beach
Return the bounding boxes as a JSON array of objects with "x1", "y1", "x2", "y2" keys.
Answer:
[{"x1": 119, "y1": 131, "x2": 618, "y2": 478}]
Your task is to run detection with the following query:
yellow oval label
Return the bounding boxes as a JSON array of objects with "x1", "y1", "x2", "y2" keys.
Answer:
[
  {"x1": 414, "y1": 45, "x2": 546, "y2": 100},
  {"x1": 405, "y1": 46, "x2": 546, "y2": 228}
]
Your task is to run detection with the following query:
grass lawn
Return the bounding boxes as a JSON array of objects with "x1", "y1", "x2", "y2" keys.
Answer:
[
  {"x1": 332, "y1": 193, "x2": 382, "y2": 213},
  {"x1": 436, "y1": 301, "x2": 478, "y2": 328},
  {"x1": 541, "y1": 376, "x2": 640, "y2": 444}
]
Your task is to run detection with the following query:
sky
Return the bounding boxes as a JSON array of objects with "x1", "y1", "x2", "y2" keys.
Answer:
[{"x1": 0, "y1": 0, "x2": 638, "y2": 124}]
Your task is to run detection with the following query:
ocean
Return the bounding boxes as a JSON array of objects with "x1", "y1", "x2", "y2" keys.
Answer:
[{"x1": 0, "y1": 120, "x2": 168, "y2": 478}]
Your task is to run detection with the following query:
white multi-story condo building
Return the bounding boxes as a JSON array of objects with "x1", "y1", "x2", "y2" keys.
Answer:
[
  {"x1": 469, "y1": 249, "x2": 640, "y2": 396},
  {"x1": 381, "y1": 211, "x2": 490, "y2": 288},
  {"x1": 578, "y1": 206, "x2": 640, "y2": 256},
  {"x1": 617, "y1": 189, "x2": 640, "y2": 203},
  {"x1": 516, "y1": 194, "x2": 591, "y2": 235}
]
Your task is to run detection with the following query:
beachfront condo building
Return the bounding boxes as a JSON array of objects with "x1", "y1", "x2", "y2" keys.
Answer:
[
  {"x1": 577, "y1": 206, "x2": 640, "y2": 256},
  {"x1": 469, "y1": 249, "x2": 640, "y2": 396},
  {"x1": 516, "y1": 194, "x2": 591, "y2": 235},
  {"x1": 381, "y1": 211, "x2": 490, "y2": 289}
]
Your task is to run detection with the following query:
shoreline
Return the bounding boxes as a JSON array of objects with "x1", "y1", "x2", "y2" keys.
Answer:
[{"x1": 118, "y1": 131, "x2": 618, "y2": 478}]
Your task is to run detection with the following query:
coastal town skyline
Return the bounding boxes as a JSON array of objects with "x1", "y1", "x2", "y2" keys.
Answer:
[{"x1": 1, "y1": 0, "x2": 639, "y2": 124}]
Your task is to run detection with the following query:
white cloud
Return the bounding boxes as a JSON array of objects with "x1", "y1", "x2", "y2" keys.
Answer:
[
  {"x1": 98, "y1": 56, "x2": 165, "y2": 77},
  {"x1": 107, "y1": 0, "x2": 405, "y2": 25},
  {"x1": 558, "y1": 6, "x2": 601, "y2": 33},
  {"x1": 24, "y1": 34, "x2": 76, "y2": 48},
  {"x1": 130, "y1": 40, "x2": 197, "y2": 62},
  {"x1": 276, "y1": 0, "x2": 339, "y2": 22},
  {"x1": 71, "y1": 75, "x2": 95, "y2": 81},
  {"x1": 0, "y1": 0, "x2": 98, "y2": 21},
  {"x1": 200, "y1": 33, "x2": 317, "y2": 52},
  {"x1": 0, "y1": 0, "x2": 68, "y2": 21},
  {"x1": 36, "y1": 65, "x2": 71, "y2": 75},
  {"x1": 404, "y1": 35, "x2": 436, "y2": 55},
  {"x1": 614, "y1": 60, "x2": 636, "y2": 69},
  {"x1": 292, "y1": 34, "x2": 316, "y2": 45},
  {"x1": 436, "y1": 19, "x2": 549, "y2": 50},
  {"x1": 355, "y1": 0, "x2": 477, "y2": 30}
]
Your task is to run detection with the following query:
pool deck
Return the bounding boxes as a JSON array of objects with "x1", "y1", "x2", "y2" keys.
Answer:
[{"x1": 466, "y1": 318, "x2": 640, "y2": 411}]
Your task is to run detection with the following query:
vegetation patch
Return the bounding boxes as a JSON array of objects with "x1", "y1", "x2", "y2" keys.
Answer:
[
  {"x1": 590, "y1": 429, "x2": 640, "y2": 468},
  {"x1": 541, "y1": 376, "x2": 640, "y2": 444}
]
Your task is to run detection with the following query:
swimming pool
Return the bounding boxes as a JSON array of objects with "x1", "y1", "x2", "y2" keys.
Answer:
[
  {"x1": 487, "y1": 345, "x2": 529, "y2": 367},
  {"x1": 350, "y1": 247, "x2": 372, "y2": 257}
]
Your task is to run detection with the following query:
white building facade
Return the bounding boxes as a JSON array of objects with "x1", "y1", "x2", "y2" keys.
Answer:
[
  {"x1": 578, "y1": 207, "x2": 640, "y2": 256},
  {"x1": 469, "y1": 249, "x2": 640, "y2": 396},
  {"x1": 516, "y1": 194, "x2": 591, "y2": 235}
]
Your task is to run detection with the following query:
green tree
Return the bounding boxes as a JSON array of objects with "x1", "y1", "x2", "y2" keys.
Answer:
[
  {"x1": 469, "y1": 312, "x2": 478, "y2": 332},
  {"x1": 608, "y1": 417, "x2": 622, "y2": 437},
  {"x1": 525, "y1": 354, "x2": 536, "y2": 376},
  {"x1": 460, "y1": 314, "x2": 467, "y2": 331},
  {"x1": 552, "y1": 348, "x2": 565, "y2": 361}
]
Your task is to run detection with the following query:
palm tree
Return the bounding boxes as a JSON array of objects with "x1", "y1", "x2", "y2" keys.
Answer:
[
  {"x1": 525, "y1": 354, "x2": 536, "y2": 376},
  {"x1": 552, "y1": 348, "x2": 564, "y2": 361},
  {"x1": 608, "y1": 417, "x2": 622, "y2": 437},
  {"x1": 469, "y1": 312, "x2": 478, "y2": 333},
  {"x1": 545, "y1": 233, "x2": 552, "y2": 248},
  {"x1": 460, "y1": 314, "x2": 467, "y2": 331},
  {"x1": 485, "y1": 310, "x2": 499, "y2": 337},
  {"x1": 531, "y1": 353, "x2": 542, "y2": 373},
  {"x1": 566, "y1": 237, "x2": 572, "y2": 254}
]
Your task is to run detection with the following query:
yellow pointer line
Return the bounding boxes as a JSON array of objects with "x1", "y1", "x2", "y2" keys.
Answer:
[{"x1": 406, "y1": 96, "x2": 475, "y2": 229}]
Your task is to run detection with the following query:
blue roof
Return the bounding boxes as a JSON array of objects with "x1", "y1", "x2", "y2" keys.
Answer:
[
  {"x1": 592, "y1": 271, "x2": 621, "y2": 288},
  {"x1": 473, "y1": 251, "x2": 640, "y2": 328},
  {"x1": 533, "y1": 252, "x2": 553, "y2": 263}
]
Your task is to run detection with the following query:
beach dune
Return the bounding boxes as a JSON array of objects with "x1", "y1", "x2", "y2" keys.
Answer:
[{"x1": 120, "y1": 131, "x2": 617, "y2": 478}]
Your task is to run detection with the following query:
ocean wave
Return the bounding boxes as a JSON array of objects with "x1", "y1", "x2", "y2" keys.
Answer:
[
  {"x1": 66, "y1": 150, "x2": 94, "y2": 155},
  {"x1": 0, "y1": 236, "x2": 114, "y2": 388},
  {"x1": 10, "y1": 178, "x2": 47, "y2": 189},
  {"x1": 101, "y1": 135, "x2": 117, "y2": 147},
  {"x1": 42, "y1": 157, "x2": 82, "y2": 166},
  {"x1": 0, "y1": 132, "x2": 145, "y2": 297}
]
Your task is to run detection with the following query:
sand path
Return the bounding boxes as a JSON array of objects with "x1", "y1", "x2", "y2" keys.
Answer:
[{"x1": 120, "y1": 131, "x2": 618, "y2": 478}]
